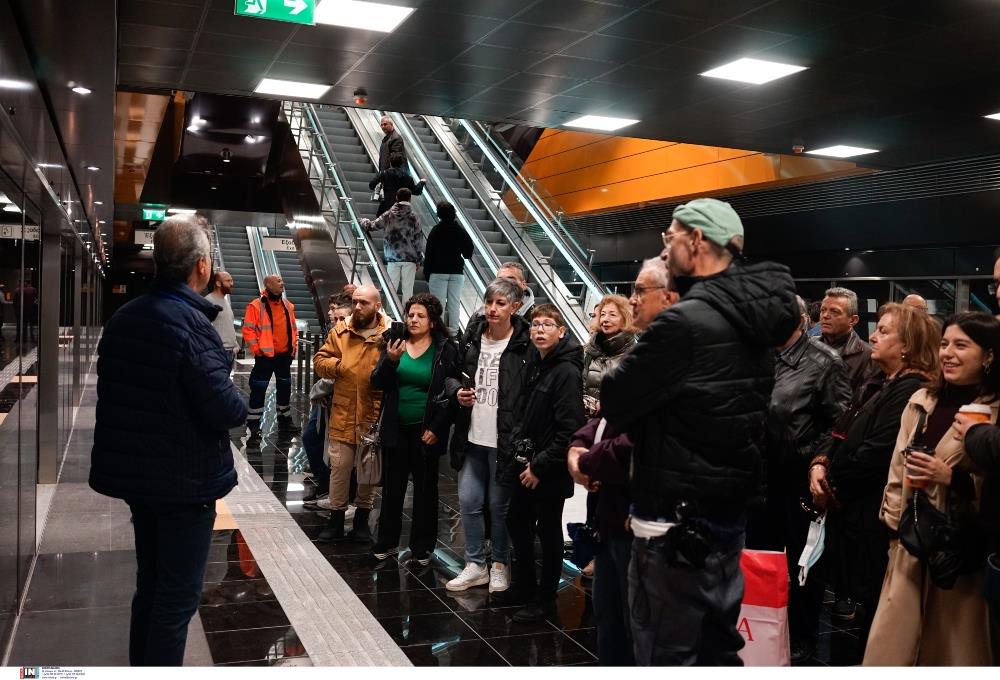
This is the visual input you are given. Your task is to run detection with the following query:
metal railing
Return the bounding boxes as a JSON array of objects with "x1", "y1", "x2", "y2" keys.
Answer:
[{"x1": 283, "y1": 101, "x2": 403, "y2": 320}]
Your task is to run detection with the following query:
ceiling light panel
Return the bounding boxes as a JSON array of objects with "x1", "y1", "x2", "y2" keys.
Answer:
[
  {"x1": 700, "y1": 58, "x2": 807, "y2": 85},
  {"x1": 254, "y1": 78, "x2": 330, "y2": 99},
  {"x1": 563, "y1": 115, "x2": 639, "y2": 131},
  {"x1": 806, "y1": 145, "x2": 879, "y2": 158},
  {"x1": 985, "y1": 113, "x2": 1000, "y2": 121},
  {"x1": 314, "y1": 0, "x2": 415, "y2": 33}
]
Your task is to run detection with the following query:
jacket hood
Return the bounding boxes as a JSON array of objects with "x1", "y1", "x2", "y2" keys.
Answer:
[
  {"x1": 389, "y1": 201, "x2": 413, "y2": 218},
  {"x1": 585, "y1": 330, "x2": 636, "y2": 359},
  {"x1": 155, "y1": 281, "x2": 220, "y2": 321},
  {"x1": 680, "y1": 261, "x2": 799, "y2": 349},
  {"x1": 537, "y1": 334, "x2": 584, "y2": 370}
]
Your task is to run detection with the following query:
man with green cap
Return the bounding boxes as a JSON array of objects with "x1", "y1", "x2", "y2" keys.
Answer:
[{"x1": 601, "y1": 197, "x2": 800, "y2": 665}]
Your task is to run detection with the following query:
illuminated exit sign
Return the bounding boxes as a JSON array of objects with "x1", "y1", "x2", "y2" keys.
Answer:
[
  {"x1": 235, "y1": 0, "x2": 315, "y2": 25},
  {"x1": 142, "y1": 207, "x2": 166, "y2": 221}
]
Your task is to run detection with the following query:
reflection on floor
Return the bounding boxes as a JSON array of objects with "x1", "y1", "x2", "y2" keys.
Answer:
[{"x1": 230, "y1": 371, "x2": 599, "y2": 667}]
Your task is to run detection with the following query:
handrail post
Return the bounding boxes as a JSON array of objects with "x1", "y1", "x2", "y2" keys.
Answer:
[{"x1": 296, "y1": 331, "x2": 304, "y2": 390}]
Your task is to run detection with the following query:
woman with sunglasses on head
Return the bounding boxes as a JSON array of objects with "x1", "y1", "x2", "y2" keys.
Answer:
[
  {"x1": 808, "y1": 303, "x2": 940, "y2": 655},
  {"x1": 503, "y1": 304, "x2": 585, "y2": 622},
  {"x1": 864, "y1": 312, "x2": 999, "y2": 665}
]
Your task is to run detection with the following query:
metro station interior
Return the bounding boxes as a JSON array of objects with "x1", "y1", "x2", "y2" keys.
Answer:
[{"x1": 2, "y1": 0, "x2": 1000, "y2": 668}]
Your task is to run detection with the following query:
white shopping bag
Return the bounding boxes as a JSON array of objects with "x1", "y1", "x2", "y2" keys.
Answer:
[{"x1": 737, "y1": 549, "x2": 791, "y2": 666}]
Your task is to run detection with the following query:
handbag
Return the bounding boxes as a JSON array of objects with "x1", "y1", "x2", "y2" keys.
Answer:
[
  {"x1": 897, "y1": 411, "x2": 983, "y2": 589},
  {"x1": 354, "y1": 402, "x2": 385, "y2": 487}
]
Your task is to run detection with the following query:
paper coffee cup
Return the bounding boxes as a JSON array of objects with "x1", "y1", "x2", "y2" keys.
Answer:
[{"x1": 959, "y1": 404, "x2": 992, "y2": 423}]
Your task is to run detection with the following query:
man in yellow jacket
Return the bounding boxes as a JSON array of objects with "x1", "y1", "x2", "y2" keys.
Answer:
[
  {"x1": 314, "y1": 284, "x2": 388, "y2": 542},
  {"x1": 242, "y1": 275, "x2": 300, "y2": 436}
]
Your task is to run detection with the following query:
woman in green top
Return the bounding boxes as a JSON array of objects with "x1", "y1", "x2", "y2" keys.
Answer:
[{"x1": 370, "y1": 293, "x2": 460, "y2": 564}]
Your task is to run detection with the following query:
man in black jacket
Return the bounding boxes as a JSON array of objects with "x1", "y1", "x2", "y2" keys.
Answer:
[
  {"x1": 601, "y1": 197, "x2": 799, "y2": 665},
  {"x1": 425, "y1": 201, "x2": 474, "y2": 334},
  {"x1": 90, "y1": 215, "x2": 248, "y2": 666},
  {"x1": 749, "y1": 295, "x2": 851, "y2": 662},
  {"x1": 378, "y1": 115, "x2": 405, "y2": 173},
  {"x1": 818, "y1": 286, "x2": 874, "y2": 394}
]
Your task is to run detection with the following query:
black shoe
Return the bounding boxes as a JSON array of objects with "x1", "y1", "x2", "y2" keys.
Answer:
[
  {"x1": 407, "y1": 548, "x2": 432, "y2": 567},
  {"x1": 512, "y1": 600, "x2": 556, "y2": 623},
  {"x1": 347, "y1": 508, "x2": 372, "y2": 543},
  {"x1": 790, "y1": 639, "x2": 815, "y2": 664},
  {"x1": 371, "y1": 545, "x2": 399, "y2": 560},
  {"x1": 277, "y1": 415, "x2": 301, "y2": 433},
  {"x1": 303, "y1": 489, "x2": 328, "y2": 505},
  {"x1": 247, "y1": 424, "x2": 261, "y2": 439},
  {"x1": 317, "y1": 510, "x2": 346, "y2": 543},
  {"x1": 831, "y1": 598, "x2": 857, "y2": 622}
]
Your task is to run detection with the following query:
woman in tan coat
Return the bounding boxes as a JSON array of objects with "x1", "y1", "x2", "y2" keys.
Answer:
[{"x1": 865, "y1": 312, "x2": 1000, "y2": 665}]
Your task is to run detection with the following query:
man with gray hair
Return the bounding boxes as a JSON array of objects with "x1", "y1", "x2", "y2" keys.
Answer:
[
  {"x1": 378, "y1": 115, "x2": 405, "y2": 173},
  {"x1": 818, "y1": 286, "x2": 873, "y2": 394},
  {"x1": 90, "y1": 215, "x2": 247, "y2": 665}
]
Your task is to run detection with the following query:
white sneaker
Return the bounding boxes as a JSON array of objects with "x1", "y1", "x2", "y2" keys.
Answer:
[
  {"x1": 345, "y1": 505, "x2": 356, "y2": 521},
  {"x1": 446, "y1": 562, "x2": 490, "y2": 591},
  {"x1": 316, "y1": 498, "x2": 331, "y2": 510},
  {"x1": 489, "y1": 562, "x2": 510, "y2": 593}
]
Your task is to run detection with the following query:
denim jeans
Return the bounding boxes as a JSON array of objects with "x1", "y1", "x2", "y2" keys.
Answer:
[
  {"x1": 248, "y1": 353, "x2": 293, "y2": 428},
  {"x1": 427, "y1": 273, "x2": 465, "y2": 333},
  {"x1": 302, "y1": 406, "x2": 330, "y2": 491},
  {"x1": 594, "y1": 535, "x2": 635, "y2": 665},
  {"x1": 629, "y1": 530, "x2": 746, "y2": 666},
  {"x1": 458, "y1": 443, "x2": 511, "y2": 565},
  {"x1": 386, "y1": 261, "x2": 417, "y2": 302},
  {"x1": 126, "y1": 499, "x2": 217, "y2": 666}
]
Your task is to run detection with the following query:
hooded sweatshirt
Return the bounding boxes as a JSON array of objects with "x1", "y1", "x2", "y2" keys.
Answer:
[
  {"x1": 500, "y1": 334, "x2": 586, "y2": 498},
  {"x1": 362, "y1": 201, "x2": 424, "y2": 264},
  {"x1": 601, "y1": 261, "x2": 799, "y2": 520}
]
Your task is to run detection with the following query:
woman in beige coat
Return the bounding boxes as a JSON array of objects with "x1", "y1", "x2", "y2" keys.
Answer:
[{"x1": 865, "y1": 312, "x2": 999, "y2": 665}]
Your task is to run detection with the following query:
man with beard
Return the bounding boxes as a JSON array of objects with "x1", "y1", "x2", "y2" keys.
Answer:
[
  {"x1": 601, "y1": 198, "x2": 799, "y2": 665},
  {"x1": 313, "y1": 284, "x2": 389, "y2": 543},
  {"x1": 242, "y1": 275, "x2": 299, "y2": 435},
  {"x1": 204, "y1": 271, "x2": 239, "y2": 370}
]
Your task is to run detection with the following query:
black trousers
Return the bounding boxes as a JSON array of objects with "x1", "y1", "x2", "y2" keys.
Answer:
[
  {"x1": 507, "y1": 486, "x2": 565, "y2": 603},
  {"x1": 374, "y1": 423, "x2": 440, "y2": 556},
  {"x1": 594, "y1": 535, "x2": 635, "y2": 665}
]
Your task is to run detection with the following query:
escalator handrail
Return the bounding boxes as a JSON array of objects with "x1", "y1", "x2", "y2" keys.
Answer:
[
  {"x1": 293, "y1": 102, "x2": 402, "y2": 320},
  {"x1": 457, "y1": 119, "x2": 605, "y2": 303}
]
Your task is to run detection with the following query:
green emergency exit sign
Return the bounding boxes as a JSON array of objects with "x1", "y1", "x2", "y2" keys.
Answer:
[
  {"x1": 142, "y1": 207, "x2": 166, "y2": 221},
  {"x1": 235, "y1": 0, "x2": 315, "y2": 26}
]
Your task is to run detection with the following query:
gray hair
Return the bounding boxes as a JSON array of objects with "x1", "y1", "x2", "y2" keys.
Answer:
[
  {"x1": 484, "y1": 277, "x2": 523, "y2": 305},
  {"x1": 824, "y1": 286, "x2": 859, "y2": 317},
  {"x1": 153, "y1": 215, "x2": 210, "y2": 283},
  {"x1": 638, "y1": 257, "x2": 671, "y2": 290},
  {"x1": 795, "y1": 295, "x2": 808, "y2": 317}
]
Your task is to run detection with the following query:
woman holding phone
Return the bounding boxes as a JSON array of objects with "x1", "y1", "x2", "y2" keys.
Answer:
[
  {"x1": 445, "y1": 278, "x2": 531, "y2": 593},
  {"x1": 369, "y1": 293, "x2": 459, "y2": 564}
]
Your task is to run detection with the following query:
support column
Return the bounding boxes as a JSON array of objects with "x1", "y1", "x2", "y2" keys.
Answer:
[
  {"x1": 72, "y1": 240, "x2": 82, "y2": 404},
  {"x1": 37, "y1": 228, "x2": 61, "y2": 484}
]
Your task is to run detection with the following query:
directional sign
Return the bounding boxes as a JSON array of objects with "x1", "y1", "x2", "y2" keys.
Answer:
[
  {"x1": 134, "y1": 229, "x2": 156, "y2": 246},
  {"x1": 142, "y1": 207, "x2": 166, "y2": 221},
  {"x1": 0, "y1": 224, "x2": 39, "y2": 241},
  {"x1": 235, "y1": 0, "x2": 315, "y2": 25},
  {"x1": 262, "y1": 236, "x2": 296, "y2": 252}
]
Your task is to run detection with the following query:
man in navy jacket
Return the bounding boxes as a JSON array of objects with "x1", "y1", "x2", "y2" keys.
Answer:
[{"x1": 90, "y1": 215, "x2": 247, "y2": 666}]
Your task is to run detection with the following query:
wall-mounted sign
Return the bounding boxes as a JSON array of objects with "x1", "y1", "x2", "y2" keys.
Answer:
[
  {"x1": 262, "y1": 236, "x2": 296, "y2": 252},
  {"x1": 0, "y1": 224, "x2": 40, "y2": 241},
  {"x1": 235, "y1": 0, "x2": 314, "y2": 25},
  {"x1": 134, "y1": 229, "x2": 156, "y2": 245},
  {"x1": 142, "y1": 207, "x2": 166, "y2": 221}
]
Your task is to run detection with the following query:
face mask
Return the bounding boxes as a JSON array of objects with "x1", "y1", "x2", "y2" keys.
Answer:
[{"x1": 797, "y1": 512, "x2": 826, "y2": 587}]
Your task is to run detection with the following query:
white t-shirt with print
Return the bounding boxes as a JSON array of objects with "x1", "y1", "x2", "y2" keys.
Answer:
[{"x1": 467, "y1": 334, "x2": 510, "y2": 448}]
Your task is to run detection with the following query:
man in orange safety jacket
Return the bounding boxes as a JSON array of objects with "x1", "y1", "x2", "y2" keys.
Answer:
[{"x1": 242, "y1": 275, "x2": 299, "y2": 435}]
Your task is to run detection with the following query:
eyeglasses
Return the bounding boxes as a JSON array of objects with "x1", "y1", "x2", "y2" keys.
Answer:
[
  {"x1": 530, "y1": 321, "x2": 559, "y2": 330},
  {"x1": 661, "y1": 230, "x2": 688, "y2": 249},
  {"x1": 989, "y1": 280, "x2": 999, "y2": 296},
  {"x1": 630, "y1": 284, "x2": 666, "y2": 298}
]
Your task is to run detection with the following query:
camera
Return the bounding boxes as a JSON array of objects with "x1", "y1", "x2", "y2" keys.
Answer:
[{"x1": 512, "y1": 438, "x2": 535, "y2": 466}]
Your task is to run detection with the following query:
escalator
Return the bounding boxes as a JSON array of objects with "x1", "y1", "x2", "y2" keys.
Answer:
[
  {"x1": 215, "y1": 224, "x2": 260, "y2": 321},
  {"x1": 268, "y1": 223, "x2": 321, "y2": 334}
]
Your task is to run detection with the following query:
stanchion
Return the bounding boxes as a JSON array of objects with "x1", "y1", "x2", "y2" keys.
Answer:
[
  {"x1": 296, "y1": 331, "x2": 304, "y2": 390},
  {"x1": 306, "y1": 333, "x2": 314, "y2": 385}
]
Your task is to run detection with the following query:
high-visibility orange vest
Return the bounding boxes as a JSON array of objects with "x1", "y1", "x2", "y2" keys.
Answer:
[{"x1": 242, "y1": 294, "x2": 297, "y2": 357}]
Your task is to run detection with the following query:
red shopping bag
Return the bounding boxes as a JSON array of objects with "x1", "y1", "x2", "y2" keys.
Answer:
[{"x1": 737, "y1": 550, "x2": 790, "y2": 666}]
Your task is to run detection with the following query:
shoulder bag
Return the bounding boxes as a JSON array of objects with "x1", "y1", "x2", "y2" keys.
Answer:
[{"x1": 355, "y1": 402, "x2": 385, "y2": 487}]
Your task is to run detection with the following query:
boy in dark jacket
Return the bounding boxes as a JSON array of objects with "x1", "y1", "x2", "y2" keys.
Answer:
[
  {"x1": 370, "y1": 152, "x2": 425, "y2": 217},
  {"x1": 504, "y1": 304, "x2": 585, "y2": 622},
  {"x1": 425, "y1": 201, "x2": 474, "y2": 334}
]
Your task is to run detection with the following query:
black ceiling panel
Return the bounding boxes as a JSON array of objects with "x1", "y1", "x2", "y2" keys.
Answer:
[{"x1": 115, "y1": 0, "x2": 1000, "y2": 168}]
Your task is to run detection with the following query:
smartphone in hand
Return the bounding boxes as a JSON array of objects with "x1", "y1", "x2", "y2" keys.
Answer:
[{"x1": 461, "y1": 372, "x2": 475, "y2": 389}]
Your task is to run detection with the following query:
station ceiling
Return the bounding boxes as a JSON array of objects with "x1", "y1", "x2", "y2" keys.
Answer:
[{"x1": 115, "y1": 0, "x2": 1000, "y2": 168}]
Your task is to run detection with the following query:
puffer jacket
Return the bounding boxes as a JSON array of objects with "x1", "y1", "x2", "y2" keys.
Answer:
[
  {"x1": 314, "y1": 314, "x2": 389, "y2": 444},
  {"x1": 500, "y1": 335, "x2": 585, "y2": 498},
  {"x1": 601, "y1": 261, "x2": 799, "y2": 520},
  {"x1": 965, "y1": 422, "x2": 1000, "y2": 554},
  {"x1": 361, "y1": 201, "x2": 424, "y2": 264},
  {"x1": 445, "y1": 314, "x2": 531, "y2": 471},
  {"x1": 766, "y1": 332, "x2": 852, "y2": 477},
  {"x1": 90, "y1": 281, "x2": 248, "y2": 504},
  {"x1": 582, "y1": 330, "x2": 636, "y2": 401}
]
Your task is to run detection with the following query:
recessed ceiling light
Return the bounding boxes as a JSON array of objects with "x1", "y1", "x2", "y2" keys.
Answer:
[
  {"x1": 563, "y1": 115, "x2": 639, "y2": 132},
  {"x1": 985, "y1": 112, "x2": 1000, "y2": 121},
  {"x1": 86, "y1": 165, "x2": 100, "y2": 171},
  {"x1": 806, "y1": 145, "x2": 879, "y2": 158},
  {"x1": 94, "y1": 200, "x2": 103, "y2": 205},
  {"x1": 71, "y1": 86, "x2": 92, "y2": 95},
  {"x1": 254, "y1": 78, "x2": 330, "y2": 100},
  {"x1": 0, "y1": 78, "x2": 32, "y2": 91},
  {"x1": 167, "y1": 208, "x2": 197, "y2": 214},
  {"x1": 3, "y1": 204, "x2": 21, "y2": 213},
  {"x1": 36, "y1": 163, "x2": 61, "y2": 169},
  {"x1": 314, "y1": 0, "x2": 415, "y2": 33},
  {"x1": 251, "y1": 116, "x2": 261, "y2": 124},
  {"x1": 700, "y1": 57, "x2": 807, "y2": 85},
  {"x1": 0, "y1": 193, "x2": 9, "y2": 204}
]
